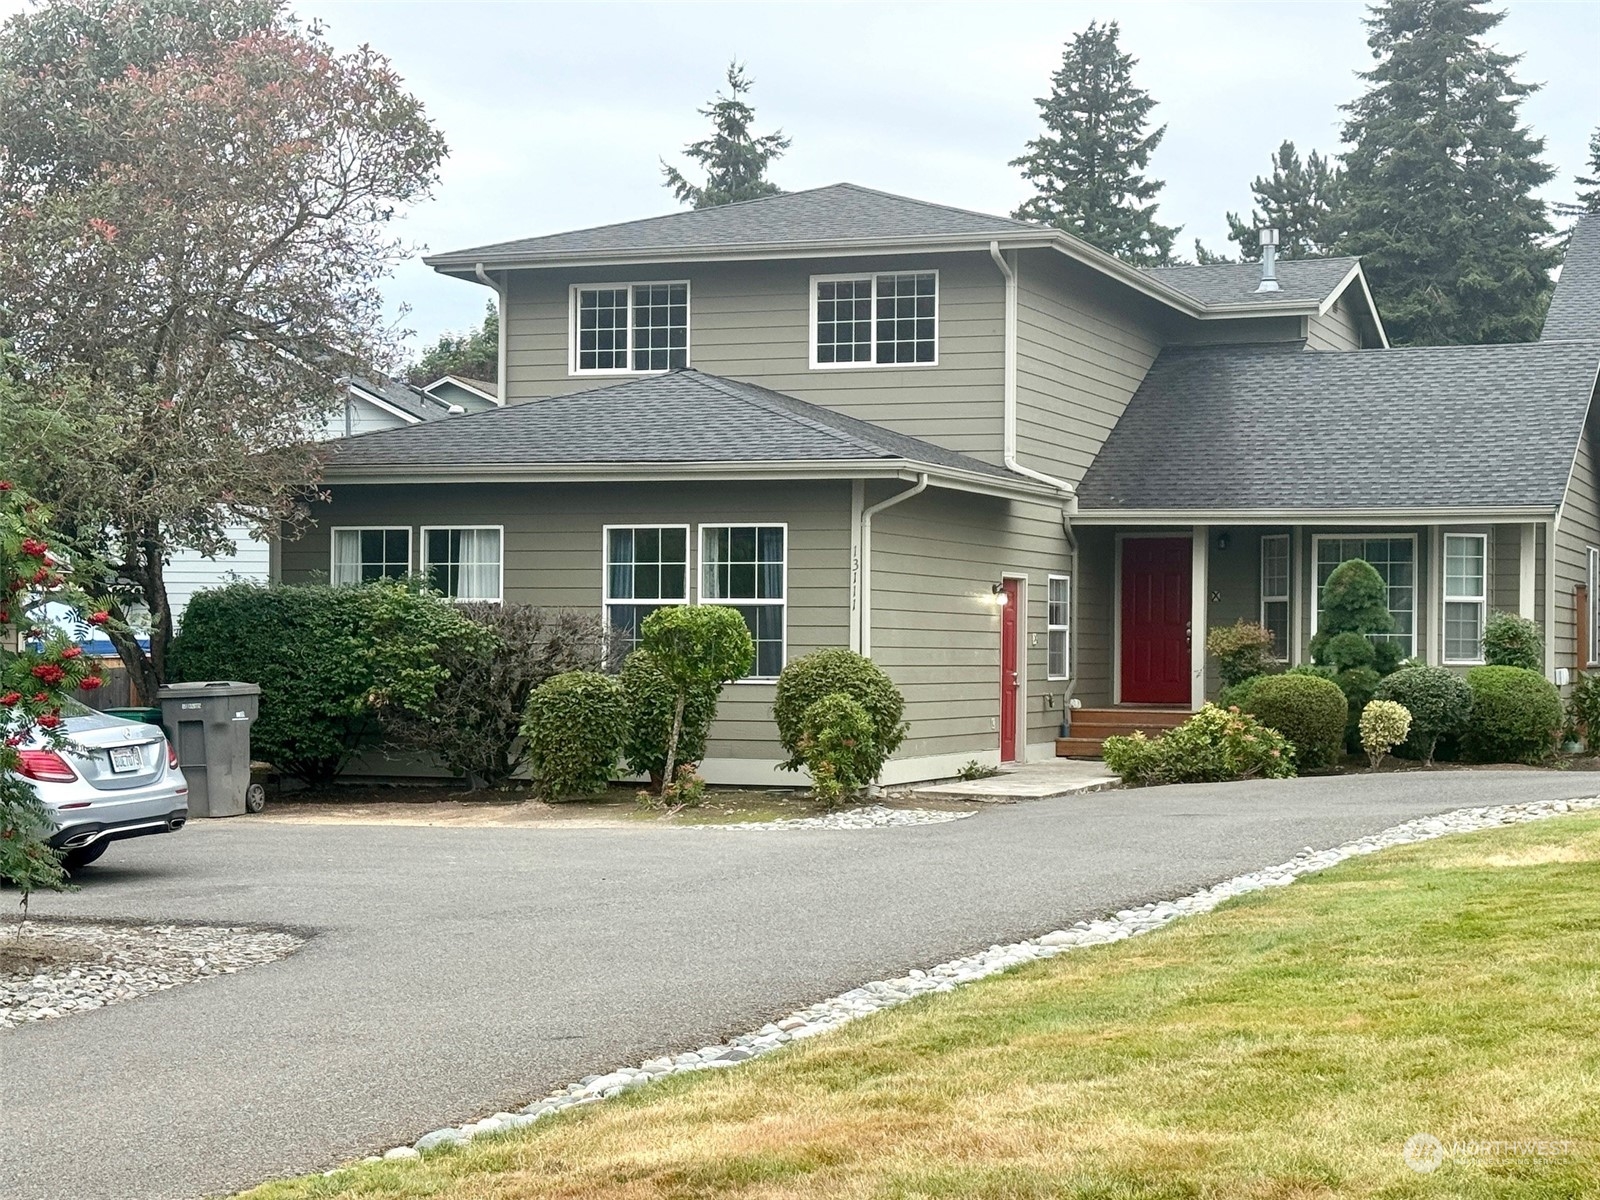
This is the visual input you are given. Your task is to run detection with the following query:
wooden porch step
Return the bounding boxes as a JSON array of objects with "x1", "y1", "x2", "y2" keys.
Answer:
[
  {"x1": 1057, "y1": 735, "x2": 1111, "y2": 759},
  {"x1": 1055, "y1": 707, "x2": 1192, "y2": 761}
]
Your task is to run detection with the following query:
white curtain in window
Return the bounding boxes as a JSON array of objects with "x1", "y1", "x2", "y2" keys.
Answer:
[
  {"x1": 331, "y1": 530, "x2": 361, "y2": 587},
  {"x1": 457, "y1": 529, "x2": 500, "y2": 600}
]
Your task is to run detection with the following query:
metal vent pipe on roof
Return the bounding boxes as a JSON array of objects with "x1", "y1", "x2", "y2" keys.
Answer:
[{"x1": 1256, "y1": 228, "x2": 1281, "y2": 292}]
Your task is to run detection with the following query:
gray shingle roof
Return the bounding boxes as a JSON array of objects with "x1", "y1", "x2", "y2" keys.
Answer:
[
  {"x1": 425, "y1": 184, "x2": 1040, "y2": 265},
  {"x1": 1544, "y1": 215, "x2": 1600, "y2": 341},
  {"x1": 1077, "y1": 339, "x2": 1600, "y2": 512},
  {"x1": 1139, "y1": 257, "x2": 1361, "y2": 306},
  {"x1": 348, "y1": 376, "x2": 456, "y2": 421},
  {"x1": 326, "y1": 368, "x2": 1022, "y2": 482}
]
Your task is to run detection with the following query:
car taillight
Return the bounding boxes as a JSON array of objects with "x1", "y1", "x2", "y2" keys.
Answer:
[
  {"x1": 16, "y1": 750, "x2": 78, "y2": 783},
  {"x1": 166, "y1": 739, "x2": 178, "y2": 769}
]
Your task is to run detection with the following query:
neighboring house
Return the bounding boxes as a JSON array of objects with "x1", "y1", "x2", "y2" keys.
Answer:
[
  {"x1": 420, "y1": 374, "x2": 501, "y2": 414},
  {"x1": 276, "y1": 184, "x2": 1600, "y2": 782}
]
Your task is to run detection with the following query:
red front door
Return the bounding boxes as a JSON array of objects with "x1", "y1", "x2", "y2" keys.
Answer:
[
  {"x1": 1121, "y1": 537, "x2": 1191, "y2": 705},
  {"x1": 1000, "y1": 578, "x2": 1020, "y2": 761}
]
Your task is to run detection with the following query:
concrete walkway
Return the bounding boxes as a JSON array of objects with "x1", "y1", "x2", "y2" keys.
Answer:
[
  {"x1": 902, "y1": 757, "x2": 1117, "y2": 801},
  {"x1": 3, "y1": 770, "x2": 1593, "y2": 1200}
]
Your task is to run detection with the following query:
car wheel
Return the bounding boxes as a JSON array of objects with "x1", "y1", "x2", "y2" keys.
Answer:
[
  {"x1": 245, "y1": 783, "x2": 267, "y2": 813},
  {"x1": 62, "y1": 841, "x2": 109, "y2": 871}
]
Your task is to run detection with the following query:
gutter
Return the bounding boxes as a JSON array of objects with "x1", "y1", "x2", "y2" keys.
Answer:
[
  {"x1": 989, "y1": 240, "x2": 1076, "y2": 501},
  {"x1": 858, "y1": 474, "x2": 928, "y2": 657}
]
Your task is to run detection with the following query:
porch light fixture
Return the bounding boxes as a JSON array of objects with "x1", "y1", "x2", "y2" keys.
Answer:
[{"x1": 991, "y1": 582, "x2": 1009, "y2": 606}]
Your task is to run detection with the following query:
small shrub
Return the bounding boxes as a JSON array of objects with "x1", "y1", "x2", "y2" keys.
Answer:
[
  {"x1": 1463, "y1": 666, "x2": 1561, "y2": 765},
  {"x1": 956, "y1": 759, "x2": 1000, "y2": 781},
  {"x1": 1372, "y1": 666, "x2": 1473, "y2": 765},
  {"x1": 1244, "y1": 673, "x2": 1348, "y2": 771},
  {"x1": 521, "y1": 671, "x2": 626, "y2": 800},
  {"x1": 798, "y1": 692, "x2": 879, "y2": 807},
  {"x1": 1567, "y1": 671, "x2": 1600, "y2": 750},
  {"x1": 621, "y1": 650, "x2": 717, "y2": 787},
  {"x1": 639, "y1": 605, "x2": 754, "y2": 788},
  {"x1": 1102, "y1": 704, "x2": 1295, "y2": 787},
  {"x1": 774, "y1": 649, "x2": 907, "y2": 781},
  {"x1": 1206, "y1": 620, "x2": 1276, "y2": 688},
  {"x1": 1482, "y1": 611, "x2": 1543, "y2": 672},
  {"x1": 1360, "y1": 700, "x2": 1412, "y2": 770},
  {"x1": 660, "y1": 764, "x2": 707, "y2": 807}
]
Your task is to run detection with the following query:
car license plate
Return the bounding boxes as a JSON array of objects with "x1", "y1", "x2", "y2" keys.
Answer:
[{"x1": 109, "y1": 746, "x2": 142, "y2": 774}]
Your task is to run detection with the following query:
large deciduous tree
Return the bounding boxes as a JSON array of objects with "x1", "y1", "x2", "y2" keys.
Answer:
[
  {"x1": 661, "y1": 61, "x2": 789, "y2": 210},
  {"x1": 1336, "y1": 0, "x2": 1556, "y2": 345},
  {"x1": 1011, "y1": 21, "x2": 1179, "y2": 266},
  {"x1": 407, "y1": 299, "x2": 498, "y2": 386},
  {"x1": 1225, "y1": 141, "x2": 1345, "y2": 261},
  {"x1": 0, "y1": 0, "x2": 446, "y2": 700}
]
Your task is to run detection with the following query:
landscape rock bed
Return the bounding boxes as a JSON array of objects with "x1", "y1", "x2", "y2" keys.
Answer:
[
  {"x1": 702, "y1": 804, "x2": 975, "y2": 830},
  {"x1": 361, "y1": 794, "x2": 1600, "y2": 1167},
  {"x1": 0, "y1": 922, "x2": 305, "y2": 1028}
]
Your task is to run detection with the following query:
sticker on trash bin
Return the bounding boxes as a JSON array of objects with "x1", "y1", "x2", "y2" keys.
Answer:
[
  {"x1": 232, "y1": 711, "x2": 248, "y2": 721},
  {"x1": 181, "y1": 702, "x2": 202, "y2": 710}
]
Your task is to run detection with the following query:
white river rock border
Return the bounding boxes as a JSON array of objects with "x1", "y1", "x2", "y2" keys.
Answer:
[
  {"x1": 350, "y1": 794, "x2": 1600, "y2": 1167},
  {"x1": 701, "y1": 803, "x2": 975, "y2": 831}
]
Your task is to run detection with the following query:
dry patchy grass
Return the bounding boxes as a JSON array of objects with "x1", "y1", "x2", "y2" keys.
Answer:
[{"x1": 239, "y1": 814, "x2": 1600, "y2": 1200}]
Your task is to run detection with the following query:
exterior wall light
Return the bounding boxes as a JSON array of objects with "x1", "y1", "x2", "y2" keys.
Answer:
[{"x1": 991, "y1": 582, "x2": 1009, "y2": 606}]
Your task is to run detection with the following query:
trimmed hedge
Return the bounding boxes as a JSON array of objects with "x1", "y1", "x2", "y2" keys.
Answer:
[
  {"x1": 774, "y1": 649, "x2": 906, "y2": 781},
  {"x1": 1463, "y1": 666, "x2": 1561, "y2": 765},
  {"x1": 1372, "y1": 666, "x2": 1473, "y2": 765},
  {"x1": 1244, "y1": 672, "x2": 1348, "y2": 771},
  {"x1": 1482, "y1": 612, "x2": 1543, "y2": 672},
  {"x1": 521, "y1": 671, "x2": 626, "y2": 800},
  {"x1": 620, "y1": 649, "x2": 718, "y2": 785}
]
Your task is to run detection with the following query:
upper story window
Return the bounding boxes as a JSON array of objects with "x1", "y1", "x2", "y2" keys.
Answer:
[
  {"x1": 571, "y1": 282, "x2": 689, "y2": 375},
  {"x1": 811, "y1": 271, "x2": 937, "y2": 368}
]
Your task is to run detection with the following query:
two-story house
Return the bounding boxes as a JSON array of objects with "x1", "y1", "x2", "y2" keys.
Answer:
[{"x1": 277, "y1": 185, "x2": 1600, "y2": 783}]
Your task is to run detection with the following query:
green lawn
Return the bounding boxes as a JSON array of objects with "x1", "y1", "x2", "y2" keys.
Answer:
[{"x1": 240, "y1": 813, "x2": 1600, "y2": 1200}]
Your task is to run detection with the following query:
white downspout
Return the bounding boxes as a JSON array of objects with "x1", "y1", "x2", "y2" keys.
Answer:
[
  {"x1": 473, "y1": 262, "x2": 507, "y2": 404},
  {"x1": 859, "y1": 474, "x2": 928, "y2": 658},
  {"x1": 989, "y1": 241, "x2": 1077, "y2": 497}
]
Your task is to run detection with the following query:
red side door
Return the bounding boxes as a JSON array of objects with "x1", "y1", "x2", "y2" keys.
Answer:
[
  {"x1": 1121, "y1": 538, "x2": 1191, "y2": 705},
  {"x1": 1000, "y1": 578, "x2": 1020, "y2": 761}
]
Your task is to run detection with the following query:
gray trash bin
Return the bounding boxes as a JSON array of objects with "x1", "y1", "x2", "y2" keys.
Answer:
[{"x1": 157, "y1": 681, "x2": 260, "y2": 818}]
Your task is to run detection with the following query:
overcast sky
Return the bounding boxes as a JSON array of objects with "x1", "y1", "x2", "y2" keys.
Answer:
[{"x1": 11, "y1": 0, "x2": 1597, "y2": 356}]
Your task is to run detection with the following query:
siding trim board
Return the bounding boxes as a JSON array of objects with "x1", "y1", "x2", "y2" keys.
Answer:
[{"x1": 1075, "y1": 507, "x2": 1557, "y2": 525}]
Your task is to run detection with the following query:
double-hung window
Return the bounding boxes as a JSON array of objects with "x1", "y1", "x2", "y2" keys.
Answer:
[
  {"x1": 331, "y1": 527, "x2": 410, "y2": 586},
  {"x1": 604, "y1": 526, "x2": 689, "y2": 655},
  {"x1": 1314, "y1": 535, "x2": 1416, "y2": 658},
  {"x1": 1443, "y1": 533, "x2": 1487, "y2": 664},
  {"x1": 571, "y1": 282, "x2": 689, "y2": 374},
  {"x1": 422, "y1": 526, "x2": 502, "y2": 602},
  {"x1": 1047, "y1": 575, "x2": 1071, "y2": 680},
  {"x1": 812, "y1": 272, "x2": 937, "y2": 367},
  {"x1": 1260, "y1": 534, "x2": 1291, "y2": 661},
  {"x1": 701, "y1": 525, "x2": 785, "y2": 679}
]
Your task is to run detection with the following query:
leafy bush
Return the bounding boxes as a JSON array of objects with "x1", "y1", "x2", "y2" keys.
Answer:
[
  {"x1": 1244, "y1": 673, "x2": 1348, "y2": 771},
  {"x1": 621, "y1": 649, "x2": 718, "y2": 786},
  {"x1": 798, "y1": 692, "x2": 879, "y2": 807},
  {"x1": 1372, "y1": 666, "x2": 1473, "y2": 765},
  {"x1": 660, "y1": 764, "x2": 707, "y2": 807},
  {"x1": 774, "y1": 649, "x2": 907, "y2": 781},
  {"x1": 638, "y1": 605, "x2": 754, "y2": 788},
  {"x1": 170, "y1": 581, "x2": 488, "y2": 784},
  {"x1": 1217, "y1": 674, "x2": 1265, "y2": 711},
  {"x1": 382, "y1": 604, "x2": 612, "y2": 787},
  {"x1": 1567, "y1": 671, "x2": 1600, "y2": 750},
  {"x1": 1482, "y1": 611, "x2": 1543, "y2": 671},
  {"x1": 521, "y1": 671, "x2": 625, "y2": 800},
  {"x1": 1463, "y1": 666, "x2": 1561, "y2": 765},
  {"x1": 1360, "y1": 700, "x2": 1412, "y2": 770},
  {"x1": 1102, "y1": 704, "x2": 1295, "y2": 787},
  {"x1": 1205, "y1": 620, "x2": 1276, "y2": 688}
]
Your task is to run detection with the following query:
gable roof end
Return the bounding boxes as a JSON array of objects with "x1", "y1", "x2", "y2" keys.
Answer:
[{"x1": 1544, "y1": 214, "x2": 1600, "y2": 342}]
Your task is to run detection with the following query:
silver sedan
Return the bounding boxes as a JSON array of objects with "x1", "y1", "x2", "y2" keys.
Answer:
[{"x1": 13, "y1": 703, "x2": 189, "y2": 871}]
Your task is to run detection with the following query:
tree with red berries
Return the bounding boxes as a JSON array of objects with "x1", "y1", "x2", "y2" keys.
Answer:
[
  {"x1": 2, "y1": 481, "x2": 111, "y2": 916},
  {"x1": 0, "y1": 0, "x2": 447, "y2": 698}
]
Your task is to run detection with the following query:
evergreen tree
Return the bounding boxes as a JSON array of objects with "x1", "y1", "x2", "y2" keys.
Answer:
[
  {"x1": 1557, "y1": 125, "x2": 1600, "y2": 217},
  {"x1": 661, "y1": 61, "x2": 789, "y2": 209},
  {"x1": 1336, "y1": 0, "x2": 1556, "y2": 345},
  {"x1": 408, "y1": 300, "x2": 498, "y2": 385},
  {"x1": 1225, "y1": 141, "x2": 1344, "y2": 260},
  {"x1": 1192, "y1": 239, "x2": 1232, "y2": 265},
  {"x1": 1011, "y1": 21, "x2": 1179, "y2": 265}
]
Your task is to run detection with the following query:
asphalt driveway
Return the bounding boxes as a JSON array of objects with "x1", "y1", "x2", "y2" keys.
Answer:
[{"x1": 3, "y1": 770, "x2": 1595, "y2": 1200}]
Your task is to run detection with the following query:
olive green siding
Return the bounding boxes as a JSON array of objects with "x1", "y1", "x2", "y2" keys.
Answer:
[
  {"x1": 868, "y1": 486, "x2": 1072, "y2": 760},
  {"x1": 1556, "y1": 411, "x2": 1600, "y2": 670},
  {"x1": 1305, "y1": 293, "x2": 1366, "y2": 351},
  {"x1": 502, "y1": 252, "x2": 1006, "y2": 462}
]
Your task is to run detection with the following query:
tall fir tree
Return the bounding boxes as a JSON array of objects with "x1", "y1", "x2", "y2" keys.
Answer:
[
  {"x1": 1011, "y1": 21, "x2": 1179, "y2": 265},
  {"x1": 1557, "y1": 126, "x2": 1600, "y2": 217},
  {"x1": 1225, "y1": 141, "x2": 1344, "y2": 260},
  {"x1": 1336, "y1": 0, "x2": 1556, "y2": 345},
  {"x1": 661, "y1": 61, "x2": 789, "y2": 209}
]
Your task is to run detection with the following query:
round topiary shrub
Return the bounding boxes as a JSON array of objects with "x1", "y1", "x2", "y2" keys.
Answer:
[
  {"x1": 1371, "y1": 665, "x2": 1473, "y2": 765},
  {"x1": 1482, "y1": 611, "x2": 1543, "y2": 671},
  {"x1": 1218, "y1": 673, "x2": 1268, "y2": 712},
  {"x1": 1359, "y1": 699, "x2": 1412, "y2": 769},
  {"x1": 774, "y1": 649, "x2": 907, "y2": 781},
  {"x1": 620, "y1": 649, "x2": 718, "y2": 786},
  {"x1": 521, "y1": 671, "x2": 626, "y2": 800},
  {"x1": 1463, "y1": 665, "x2": 1561, "y2": 765},
  {"x1": 1244, "y1": 672, "x2": 1349, "y2": 771}
]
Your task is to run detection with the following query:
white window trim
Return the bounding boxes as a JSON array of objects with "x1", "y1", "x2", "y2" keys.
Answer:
[
  {"x1": 329, "y1": 526, "x2": 412, "y2": 587},
  {"x1": 1046, "y1": 573, "x2": 1071, "y2": 680},
  {"x1": 1442, "y1": 532, "x2": 1488, "y2": 666},
  {"x1": 1589, "y1": 547, "x2": 1600, "y2": 668},
  {"x1": 601, "y1": 524, "x2": 691, "y2": 660},
  {"x1": 808, "y1": 270, "x2": 940, "y2": 371},
  {"x1": 696, "y1": 522, "x2": 789, "y2": 683},
  {"x1": 419, "y1": 524, "x2": 505, "y2": 603},
  {"x1": 1309, "y1": 532, "x2": 1419, "y2": 659},
  {"x1": 1260, "y1": 533, "x2": 1292, "y2": 662},
  {"x1": 567, "y1": 280, "x2": 691, "y2": 377}
]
